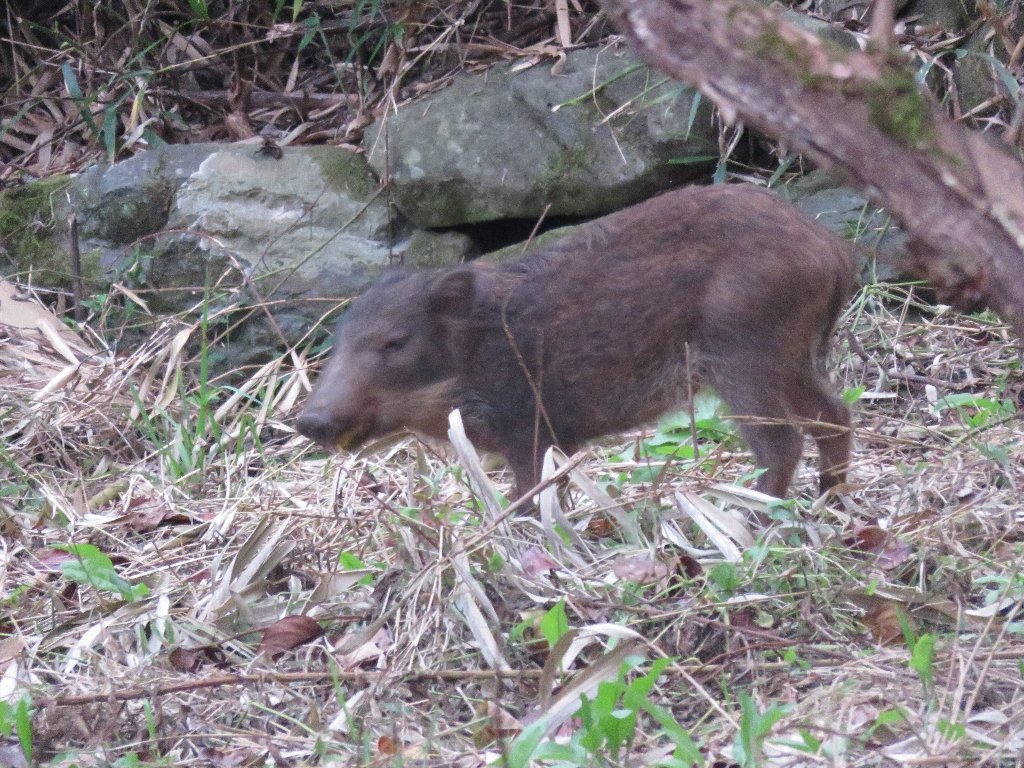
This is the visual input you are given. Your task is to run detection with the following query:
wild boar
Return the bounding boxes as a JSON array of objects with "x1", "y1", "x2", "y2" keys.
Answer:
[{"x1": 296, "y1": 184, "x2": 856, "y2": 500}]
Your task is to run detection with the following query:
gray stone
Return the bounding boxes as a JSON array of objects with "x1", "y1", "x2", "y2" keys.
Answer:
[
  {"x1": 781, "y1": 172, "x2": 906, "y2": 281},
  {"x1": 163, "y1": 144, "x2": 404, "y2": 308},
  {"x1": 364, "y1": 47, "x2": 719, "y2": 227},
  {"x1": 75, "y1": 143, "x2": 219, "y2": 245},
  {"x1": 404, "y1": 229, "x2": 475, "y2": 268}
]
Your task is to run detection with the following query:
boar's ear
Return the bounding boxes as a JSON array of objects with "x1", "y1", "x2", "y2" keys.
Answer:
[{"x1": 427, "y1": 268, "x2": 475, "y2": 317}]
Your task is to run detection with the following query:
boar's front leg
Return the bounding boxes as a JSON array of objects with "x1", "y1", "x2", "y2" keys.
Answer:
[{"x1": 504, "y1": 437, "x2": 577, "y2": 503}]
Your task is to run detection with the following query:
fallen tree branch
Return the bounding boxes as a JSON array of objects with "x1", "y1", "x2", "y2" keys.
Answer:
[{"x1": 600, "y1": 0, "x2": 1024, "y2": 338}]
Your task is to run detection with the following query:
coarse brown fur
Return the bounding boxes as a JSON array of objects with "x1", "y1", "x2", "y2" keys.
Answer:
[{"x1": 297, "y1": 184, "x2": 858, "y2": 500}]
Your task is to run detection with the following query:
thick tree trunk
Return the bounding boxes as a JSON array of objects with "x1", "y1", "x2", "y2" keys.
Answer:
[{"x1": 600, "y1": 0, "x2": 1024, "y2": 337}]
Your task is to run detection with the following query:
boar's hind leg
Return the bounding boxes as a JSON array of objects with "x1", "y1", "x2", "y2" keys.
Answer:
[
  {"x1": 785, "y1": 376, "x2": 851, "y2": 494},
  {"x1": 713, "y1": 375, "x2": 803, "y2": 499}
]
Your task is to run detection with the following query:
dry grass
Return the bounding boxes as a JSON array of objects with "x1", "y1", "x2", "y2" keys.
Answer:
[
  {"x1": 0, "y1": 0, "x2": 610, "y2": 182},
  {"x1": 1, "y1": 276, "x2": 1023, "y2": 767},
  {"x1": 3, "y1": 2, "x2": 1024, "y2": 766}
]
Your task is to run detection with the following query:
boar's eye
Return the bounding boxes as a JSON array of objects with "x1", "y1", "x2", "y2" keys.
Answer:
[{"x1": 380, "y1": 335, "x2": 410, "y2": 354}]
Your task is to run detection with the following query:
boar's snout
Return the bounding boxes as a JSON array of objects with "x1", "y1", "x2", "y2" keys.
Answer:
[
  {"x1": 294, "y1": 410, "x2": 336, "y2": 446},
  {"x1": 295, "y1": 407, "x2": 374, "y2": 451}
]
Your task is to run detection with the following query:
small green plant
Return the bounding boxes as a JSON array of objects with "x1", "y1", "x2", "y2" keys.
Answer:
[
  {"x1": 132, "y1": 390, "x2": 222, "y2": 483},
  {"x1": 610, "y1": 393, "x2": 738, "y2": 484},
  {"x1": 776, "y1": 725, "x2": 848, "y2": 761},
  {"x1": 538, "y1": 599, "x2": 570, "y2": 648},
  {"x1": 347, "y1": 0, "x2": 405, "y2": 65},
  {"x1": 645, "y1": 393, "x2": 736, "y2": 458},
  {"x1": 129, "y1": 284, "x2": 241, "y2": 484},
  {"x1": 934, "y1": 393, "x2": 1015, "y2": 428},
  {"x1": 908, "y1": 633, "x2": 936, "y2": 693},
  {"x1": 842, "y1": 385, "x2": 866, "y2": 405},
  {"x1": 185, "y1": 0, "x2": 210, "y2": 21},
  {"x1": 338, "y1": 551, "x2": 377, "y2": 587},
  {"x1": 707, "y1": 561, "x2": 742, "y2": 599},
  {"x1": 0, "y1": 696, "x2": 33, "y2": 765},
  {"x1": 900, "y1": 614, "x2": 937, "y2": 702},
  {"x1": 503, "y1": 657, "x2": 703, "y2": 768},
  {"x1": 733, "y1": 691, "x2": 792, "y2": 768},
  {"x1": 55, "y1": 543, "x2": 150, "y2": 601}
]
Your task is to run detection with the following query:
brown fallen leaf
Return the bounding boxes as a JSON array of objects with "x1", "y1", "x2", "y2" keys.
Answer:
[
  {"x1": 585, "y1": 515, "x2": 616, "y2": 537},
  {"x1": 29, "y1": 548, "x2": 75, "y2": 573},
  {"x1": 863, "y1": 601, "x2": 912, "y2": 646},
  {"x1": 613, "y1": 555, "x2": 671, "y2": 584},
  {"x1": 196, "y1": 744, "x2": 252, "y2": 767},
  {"x1": 847, "y1": 524, "x2": 887, "y2": 551},
  {"x1": 168, "y1": 645, "x2": 228, "y2": 672},
  {"x1": 521, "y1": 547, "x2": 560, "y2": 577},
  {"x1": 123, "y1": 499, "x2": 175, "y2": 532},
  {"x1": 677, "y1": 554, "x2": 703, "y2": 578},
  {"x1": 377, "y1": 735, "x2": 398, "y2": 755},
  {"x1": 257, "y1": 615, "x2": 324, "y2": 660},
  {"x1": 474, "y1": 701, "x2": 523, "y2": 747},
  {"x1": 846, "y1": 525, "x2": 914, "y2": 570},
  {"x1": 168, "y1": 647, "x2": 202, "y2": 673}
]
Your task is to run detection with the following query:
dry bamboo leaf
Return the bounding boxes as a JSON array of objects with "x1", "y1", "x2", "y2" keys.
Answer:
[
  {"x1": 200, "y1": 518, "x2": 295, "y2": 622},
  {"x1": 451, "y1": 551, "x2": 508, "y2": 672},
  {"x1": 538, "y1": 449, "x2": 592, "y2": 565},
  {"x1": 558, "y1": 623, "x2": 645, "y2": 674},
  {"x1": 33, "y1": 363, "x2": 80, "y2": 401},
  {"x1": 154, "y1": 327, "x2": 194, "y2": 410},
  {"x1": 673, "y1": 490, "x2": 753, "y2": 560},
  {"x1": 327, "y1": 689, "x2": 368, "y2": 733},
  {"x1": 561, "y1": 453, "x2": 641, "y2": 544},
  {"x1": 34, "y1": 319, "x2": 81, "y2": 365},
  {"x1": 555, "y1": 0, "x2": 572, "y2": 48},
  {"x1": 334, "y1": 627, "x2": 392, "y2": 670},
  {"x1": 308, "y1": 571, "x2": 377, "y2": 606},
  {"x1": 110, "y1": 282, "x2": 151, "y2": 314},
  {"x1": 447, "y1": 409, "x2": 506, "y2": 524},
  {"x1": 1, "y1": 280, "x2": 89, "y2": 357}
]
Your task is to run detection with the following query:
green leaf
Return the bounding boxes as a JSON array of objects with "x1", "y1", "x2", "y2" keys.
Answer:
[
  {"x1": 55, "y1": 543, "x2": 149, "y2": 601},
  {"x1": 299, "y1": 14, "x2": 321, "y2": 52},
  {"x1": 339, "y1": 552, "x2": 366, "y2": 570},
  {"x1": 708, "y1": 562, "x2": 740, "y2": 596},
  {"x1": 505, "y1": 716, "x2": 550, "y2": 768},
  {"x1": 538, "y1": 599, "x2": 570, "y2": 648},
  {"x1": 735, "y1": 692, "x2": 791, "y2": 768},
  {"x1": 978, "y1": 442, "x2": 1011, "y2": 469},
  {"x1": 842, "y1": 385, "x2": 866, "y2": 405},
  {"x1": 102, "y1": 103, "x2": 119, "y2": 162},
  {"x1": 909, "y1": 633, "x2": 935, "y2": 690},
  {"x1": 186, "y1": 0, "x2": 209, "y2": 20},
  {"x1": 639, "y1": 699, "x2": 703, "y2": 766},
  {"x1": 61, "y1": 62, "x2": 99, "y2": 134},
  {"x1": 14, "y1": 697, "x2": 32, "y2": 764}
]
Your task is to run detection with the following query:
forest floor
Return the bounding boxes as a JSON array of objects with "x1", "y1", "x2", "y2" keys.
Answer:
[{"x1": 2, "y1": 2, "x2": 1024, "y2": 767}]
